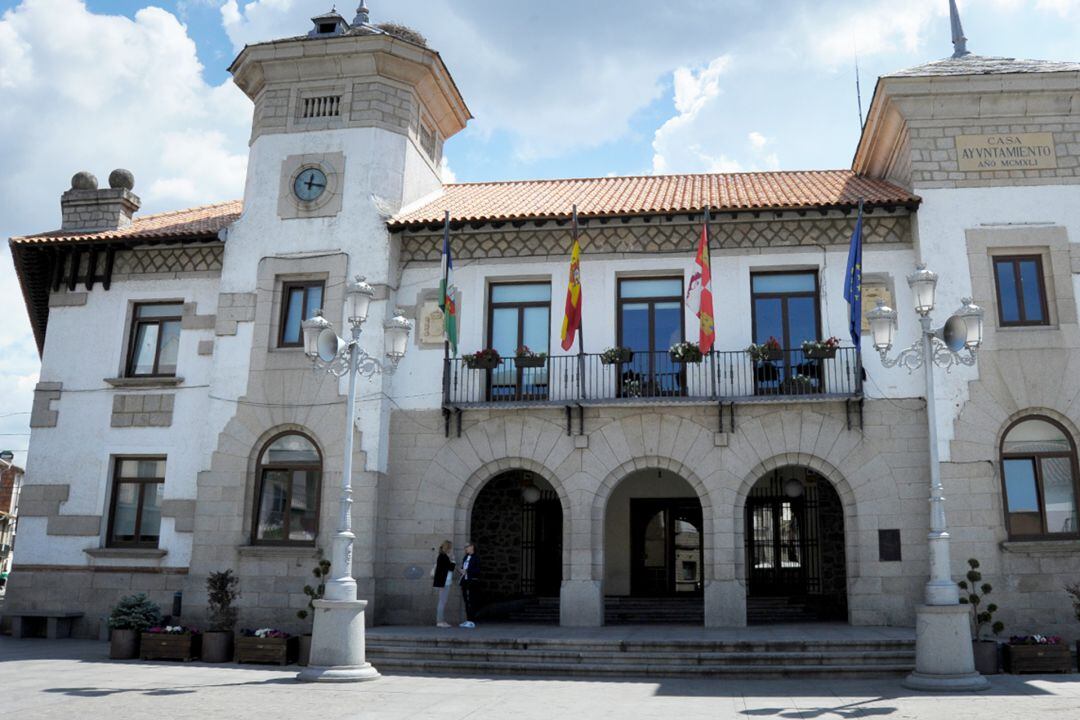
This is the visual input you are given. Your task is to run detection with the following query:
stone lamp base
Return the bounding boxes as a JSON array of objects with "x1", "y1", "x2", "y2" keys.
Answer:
[
  {"x1": 296, "y1": 599, "x2": 380, "y2": 683},
  {"x1": 902, "y1": 604, "x2": 989, "y2": 692}
]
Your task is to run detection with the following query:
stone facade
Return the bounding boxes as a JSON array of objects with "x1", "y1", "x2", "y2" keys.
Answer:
[{"x1": 110, "y1": 394, "x2": 175, "y2": 428}]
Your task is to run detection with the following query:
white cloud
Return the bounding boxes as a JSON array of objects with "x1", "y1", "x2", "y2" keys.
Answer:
[
  {"x1": 0, "y1": 0, "x2": 252, "y2": 465},
  {"x1": 438, "y1": 156, "x2": 457, "y2": 184}
]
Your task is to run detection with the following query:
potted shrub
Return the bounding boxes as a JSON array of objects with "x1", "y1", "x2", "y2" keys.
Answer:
[
  {"x1": 514, "y1": 345, "x2": 547, "y2": 368},
  {"x1": 802, "y1": 336, "x2": 840, "y2": 360},
  {"x1": 1065, "y1": 582, "x2": 1080, "y2": 671},
  {"x1": 462, "y1": 348, "x2": 501, "y2": 370},
  {"x1": 958, "y1": 558, "x2": 1004, "y2": 674},
  {"x1": 747, "y1": 337, "x2": 782, "y2": 362},
  {"x1": 141, "y1": 625, "x2": 201, "y2": 662},
  {"x1": 669, "y1": 341, "x2": 703, "y2": 364},
  {"x1": 1005, "y1": 635, "x2": 1072, "y2": 674},
  {"x1": 108, "y1": 593, "x2": 162, "y2": 660},
  {"x1": 600, "y1": 346, "x2": 633, "y2": 365},
  {"x1": 297, "y1": 553, "x2": 331, "y2": 666},
  {"x1": 202, "y1": 569, "x2": 239, "y2": 663},
  {"x1": 236, "y1": 628, "x2": 298, "y2": 666}
]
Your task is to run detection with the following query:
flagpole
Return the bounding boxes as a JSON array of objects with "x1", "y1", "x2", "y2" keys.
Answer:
[
  {"x1": 441, "y1": 210, "x2": 451, "y2": 405},
  {"x1": 705, "y1": 205, "x2": 718, "y2": 401},
  {"x1": 573, "y1": 204, "x2": 586, "y2": 401}
]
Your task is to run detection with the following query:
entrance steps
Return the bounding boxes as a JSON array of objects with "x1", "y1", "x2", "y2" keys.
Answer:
[
  {"x1": 605, "y1": 596, "x2": 704, "y2": 625},
  {"x1": 366, "y1": 628, "x2": 916, "y2": 679},
  {"x1": 747, "y1": 597, "x2": 846, "y2": 624}
]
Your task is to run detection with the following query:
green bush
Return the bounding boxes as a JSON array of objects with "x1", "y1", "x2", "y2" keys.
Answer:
[
  {"x1": 298, "y1": 551, "x2": 331, "y2": 622},
  {"x1": 108, "y1": 593, "x2": 162, "y2": 631}
]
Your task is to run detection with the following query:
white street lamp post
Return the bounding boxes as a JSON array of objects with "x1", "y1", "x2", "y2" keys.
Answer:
[
  {"x1": 296, "y1": 276, "x2": 412, "y2": 683},
  {"x1": 867, "y1": 263, "x2": 989, "y2": 692}
]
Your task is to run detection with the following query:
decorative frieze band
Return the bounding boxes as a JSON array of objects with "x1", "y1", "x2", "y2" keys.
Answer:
[{"x1": 398, "y1": 214, "x2": 911, "y2": 263}]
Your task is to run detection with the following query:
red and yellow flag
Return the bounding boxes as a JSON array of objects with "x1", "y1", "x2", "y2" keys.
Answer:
[
  {"x1": 560, "y1": 209, "x2": 583, "y2": 351},
  {"x1": 691, "y1": 209, "x2": 715, "y2": 352}
]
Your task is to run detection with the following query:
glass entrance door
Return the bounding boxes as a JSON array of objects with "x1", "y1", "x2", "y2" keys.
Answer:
[{"x1": 630, "y1": 499, "x2": 703, "y2": 596}]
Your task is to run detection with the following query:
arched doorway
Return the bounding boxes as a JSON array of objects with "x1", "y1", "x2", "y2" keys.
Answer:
[
  {"x1": 470, "y1": 470, "x2": 562, "y2": 621},
  {"x1": 604, "y1": 468, "x2": 704, "y2": 624},
  {"x1": 745, "y1": 466, "x2": 847, "y2": 623}
]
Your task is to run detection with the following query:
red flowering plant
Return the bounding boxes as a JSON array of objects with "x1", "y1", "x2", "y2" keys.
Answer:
[
  {"x1": 515, "y1": 345, "x2": 546, "y2": 359},
  {"x1": 462, "y1": 348, "x2": 502, "y2": 369},
  {"x1": 802, "y1": 336, "x2": 840, "y2": 353}
]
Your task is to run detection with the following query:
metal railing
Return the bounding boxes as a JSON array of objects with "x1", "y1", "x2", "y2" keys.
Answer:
[{"x1": 444, "y1": 347, "x2": 862, "y2": 407}]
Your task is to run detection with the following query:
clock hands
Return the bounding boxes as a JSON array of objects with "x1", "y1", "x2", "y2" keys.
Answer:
[{"x1": 304, "y1": 173, "x2": 326, "y2": 191}]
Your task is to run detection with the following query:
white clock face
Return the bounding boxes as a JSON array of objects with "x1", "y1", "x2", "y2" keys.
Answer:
[{"x1": 293, "y1": 168, "x2": 328, "y2": 202}]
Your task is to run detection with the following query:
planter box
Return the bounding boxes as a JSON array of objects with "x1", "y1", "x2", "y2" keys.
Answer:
[
  {"x1": 235, "y1": 635, "x2": 298, "y2": 666},
  {"x1": 972, "y1": 640, "x2": 999, "y2": 675},
  {"x1": 669, "y1": 352, "x2": 703, "y2": 364},
  {"x1": 201, "y1": 631, "x2": 234, "y2": 663},
  {"x1": 600, "y1": 350, "x2": 633, "y2": 365},
  {"x1": 464, "y1": 356, "x2": 500, "y2": 371},
  {"x1": 514, "y1": 356, "x2": 546, "y2": 368},
  {"x1": 750, "y1": 348, "x2": 783, "y2": 362},
  {"x1": 804, "y1": 347, "x2": 837, "y2": 360},
  {"x1": 1005, "y1": 643, "x2": 1072, "y2": 674},
  {"x1": 140, "y1": 632, "x2": 201, "y2": 662},
  {"x1": 109, "y1": 628, "x2": 140, "y2": 660}
]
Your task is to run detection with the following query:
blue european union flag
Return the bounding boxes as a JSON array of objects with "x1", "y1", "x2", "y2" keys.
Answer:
[{"x1": 843, "y1": 201, "x2": 863, "y2": 351}]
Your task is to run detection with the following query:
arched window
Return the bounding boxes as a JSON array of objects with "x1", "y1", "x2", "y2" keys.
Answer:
[
  {"x1": 1001, "y1": 417, "x2": 1080, "y2": 539},
  {"x1": 253, "y1": 432, "x2": 321, "y2": 545}
]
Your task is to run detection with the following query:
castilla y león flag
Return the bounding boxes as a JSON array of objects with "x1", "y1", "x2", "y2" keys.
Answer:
[
  {"x1": 686, "y1": 207, "x2": 715, "y2": 352},
  {"x1": 560, "y1": 208, "x2": 583, "y2": 351}
]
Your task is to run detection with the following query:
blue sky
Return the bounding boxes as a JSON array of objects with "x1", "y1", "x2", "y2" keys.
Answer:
[{"x1": 0, "y1": 0, "x2": 1078, "y2": 463}]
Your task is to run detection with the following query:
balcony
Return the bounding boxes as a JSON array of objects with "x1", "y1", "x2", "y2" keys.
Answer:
[{"x1": 443, "y1": 347, "x2": 863, "y2": 409}]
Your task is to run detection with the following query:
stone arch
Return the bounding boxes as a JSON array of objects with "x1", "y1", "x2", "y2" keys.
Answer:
[
  {"x1": 996, "y1": 406, "x2": 1080, "y2": 451},
  {"x1": 454, "y1": 456, "x2": 572, "y2": 582},
  {"x1": 241, "y1": 423, "x2": 329, "y2": 542},
  {"x1": 735, "y1": 453, "x2": 858, "y2": 621},
  {"x1": 590, "y1": 456, "x2": 714, "y2": 585}
]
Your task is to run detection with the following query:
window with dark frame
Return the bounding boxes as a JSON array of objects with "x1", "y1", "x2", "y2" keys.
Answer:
[
  {"x1": 993, "y1": 255, "x2": 1049, "y2": 327},
  {"x1": 750, "y1": 271, "x2": 823, "y2": 393},
  {"x1": 127, "y1": 303, "x2": 183, "y2": 377},
  {"x1": 487, "y1": 282, "x2": 551, "y2": 401},
  {"x1": 107, "y1": 457, "x2": 166, "y2": 548},
  {"x1": 617, "y1": 277, "x2": 685, "y2": 398},
  {"x1": 1000, "y1": 416, "x2": 1080, "y2": 540},
  {"x1": 253, "y1": 433, "x2": 322, "y2": 545},
  {"x1": 279, "y1": 282, "x2": 325, "y2": 347}
]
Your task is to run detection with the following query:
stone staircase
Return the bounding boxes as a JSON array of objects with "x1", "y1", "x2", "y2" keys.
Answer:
[
  {"x1": 365, "y1": 631, "x2": 916, "y2": 679},
  {"x1": 604, "y1": 596, "x2": 704, "y2": 625}
]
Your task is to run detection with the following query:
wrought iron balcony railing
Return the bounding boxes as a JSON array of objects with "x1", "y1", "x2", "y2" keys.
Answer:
[{"x1": 443, "y1": 347, "x2": 863, "y2": 407}]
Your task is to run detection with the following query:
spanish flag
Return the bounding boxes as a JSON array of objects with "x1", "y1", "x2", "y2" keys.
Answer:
[{"x1": 560, "y1": 206, "x2": 583, "y2": 351}]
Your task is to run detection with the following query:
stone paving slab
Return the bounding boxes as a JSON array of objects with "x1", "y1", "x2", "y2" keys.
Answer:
[{"x1": 1, "y1": 637, "x2": 1079, "y2": 720}]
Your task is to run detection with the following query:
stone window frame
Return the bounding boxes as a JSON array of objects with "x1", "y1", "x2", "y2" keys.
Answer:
[
  {"x1": 277, "y1": 280, "x2": 326, "y2": 348},
  {"x1": 268, "y1": 271, "x2": 331, "y2": 353},
  {"x1": 106, "y1": 455, "x2": 167, "y2": 549},
  {"x1": 125, "y1": 301, "x2": 184, "y2": 378},
  {"x1": 250, "y1": 430, "x2": 323, "y2": 547},
  {"x1": 965, "y1": 225, "x2": 1074, "y2": 350},
  {"x1": 999, "y1": 414, "x2": 1080, "y2": 542},
  {"x1": 289, "y1": 83, "x2": 352, "y2": 133},
  {"x1": 991, "y1": 254, "x2": 1051, "y2": 327}
]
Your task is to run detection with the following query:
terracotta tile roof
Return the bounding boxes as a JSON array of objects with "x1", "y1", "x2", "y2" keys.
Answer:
[
  {"x1": 10, "y1": 200, "x2": 242, "y2": 245},
  {"x1": 390, "y1": 170, "x2": 918, "y2": 227}
]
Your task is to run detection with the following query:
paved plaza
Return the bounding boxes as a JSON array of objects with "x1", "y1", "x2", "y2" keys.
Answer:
[{"x1": 2, "y1": 637, "x2": 1079, "y2": 719}]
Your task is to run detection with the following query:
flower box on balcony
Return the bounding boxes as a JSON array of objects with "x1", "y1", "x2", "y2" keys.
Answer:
[
  {"x1": 600, "y1": 347, "x2": 634, "y2": 365},
  {"x1": 669, "y1": 342, "x2": 703, "y2": 364},
  {"x1": 236, "y1": 631, "x2": 298, "y2": 666},
  {"x1": 747, "y1": 338, "x2": 783, "y2": 362},
  {"x1": 463, "y1": 349, "x2": 501, "y2": 371},
  {"x1": 514, "y1": 355, "x2": 546, "y2": 368},
  {"x1": 140, "y1": 628, "x2": 201, "y2": 662},
  {"x1": 1004, "y1": 638, "x2": 1072, "y2": 674},
  {"x1": 802, "y1": 337, "x2": 840, "y2": 360}
]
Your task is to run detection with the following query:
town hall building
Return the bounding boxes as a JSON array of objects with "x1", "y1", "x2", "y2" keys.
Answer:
[{"x1": 5, "y1": 4, "x2": 1080, "y2": 644}]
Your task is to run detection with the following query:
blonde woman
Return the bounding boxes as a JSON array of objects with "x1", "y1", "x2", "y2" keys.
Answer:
[{"x1": 432, "y1": 540, "x2": 456, "y2": 628}]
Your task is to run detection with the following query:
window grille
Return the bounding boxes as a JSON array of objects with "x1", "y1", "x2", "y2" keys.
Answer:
[{"x1": 301, "y1": 95, "x2": 341, "y2": 119}]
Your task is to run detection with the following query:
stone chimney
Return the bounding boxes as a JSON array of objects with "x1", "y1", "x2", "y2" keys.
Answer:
[{"x1": 60, "y1": 169, "x2": 140, "y2": 232}]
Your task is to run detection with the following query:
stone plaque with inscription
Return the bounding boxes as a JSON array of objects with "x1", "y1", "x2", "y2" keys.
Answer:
[
  {"x1": 418, "y1": 300, "x2": 446, "y2": 346},
  {"x1": 956, "y1": 133, "x2": 1057, "y2": 172},
  {"x1": 861, "y1": 283, "x2": 893, "y2": 333}
]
